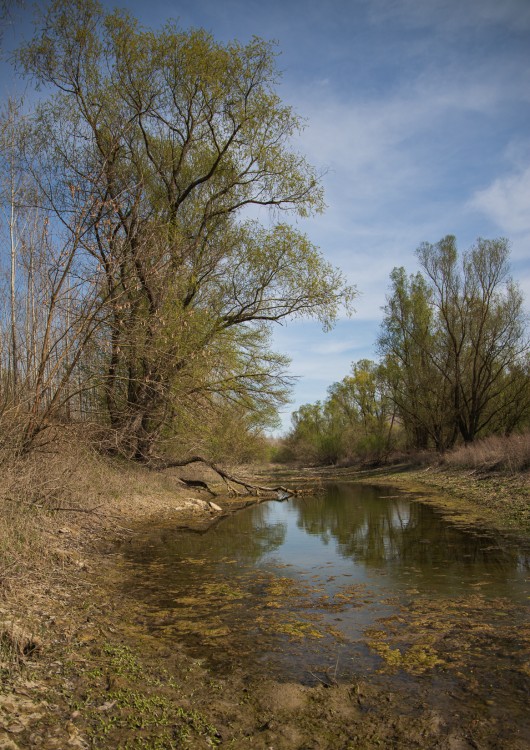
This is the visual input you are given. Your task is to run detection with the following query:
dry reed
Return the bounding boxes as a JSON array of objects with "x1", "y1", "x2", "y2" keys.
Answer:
[{"x1": 442, "y1": 432, "x2": 530, "y2": 473}]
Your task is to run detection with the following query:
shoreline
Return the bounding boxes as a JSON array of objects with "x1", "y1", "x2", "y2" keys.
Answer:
[
  {"x1": 1, "y1": 462, "x2": 528, "y2": 749},
  {"x1": 254, "y1": 462, "x2": 530, "y2": 534}
]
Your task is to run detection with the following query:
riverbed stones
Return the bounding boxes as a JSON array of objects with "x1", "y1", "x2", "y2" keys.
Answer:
[
  {"x1": 181, "y1": 498, "x2": 223, "y2": 513},
  {"x1": 183, "y1": 498, "x2": 210, "y2": 511}
]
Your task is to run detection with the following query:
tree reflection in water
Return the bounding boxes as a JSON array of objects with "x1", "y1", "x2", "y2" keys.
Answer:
[
  {"x1": 291, "y1": 484, "x2": 529, "y2": 595},
  {"x1": 120, "y1": 484, "x2": 530, "y2": 681}
]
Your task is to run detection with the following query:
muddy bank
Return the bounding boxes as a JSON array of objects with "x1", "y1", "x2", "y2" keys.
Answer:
[
  {"x1": 4, "y1": 563, "x2": 528, "y2": 749},
  {"x1": 1, "y1": 464, "x2": 529, "y2": 749}
]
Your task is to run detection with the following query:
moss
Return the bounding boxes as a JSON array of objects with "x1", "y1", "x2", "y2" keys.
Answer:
[
  {"x1": 60, "y1": 642, "x2": 221, "y2": 749},
  {"x1": 273, "y1": 619, "x2": 325, "y2": 640},
  {"x1": 367, "y1": 639, "x2": 443, "y2": 674}
]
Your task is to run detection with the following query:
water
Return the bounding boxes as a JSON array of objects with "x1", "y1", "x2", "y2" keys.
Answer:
[{"x1": 120, "y1": 483, "x2": 530, "y2": 689}]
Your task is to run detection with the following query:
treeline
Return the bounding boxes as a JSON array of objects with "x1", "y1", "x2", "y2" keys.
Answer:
[
  {"x1": 0, "y1": 0, "x2": 352, "y2": 463},
  {"x1": 286, "y1": 236, "x2": 530, "y2": 464}
]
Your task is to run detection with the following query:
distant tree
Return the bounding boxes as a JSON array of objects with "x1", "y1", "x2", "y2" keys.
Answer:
[
  {"x1": 379, "y1": 236, "x2": 529, "y2": 449},
  {"x1": 288, "y1": 359, "x2": 397, "y2": 464},
  {"x1": 329, "y1": 359, "x2": 397, "y2": 458},
  {"x1": 289, "y1": 403, "x2": 336, "y2": 464},
  {"x1": 378, "y1": 267, "x2": 455, "y2": 450}
]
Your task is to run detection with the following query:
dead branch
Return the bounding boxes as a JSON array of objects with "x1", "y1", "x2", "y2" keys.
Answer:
[
  {"x1": 3, "y1": 496, "x2": 125, "y2": 521},
  {"x1": 46, "y1": 504, "x2": 106, "y2": 514},
  {"x1": 151, "y1": 455, "x2": 296, "y2": 498}
]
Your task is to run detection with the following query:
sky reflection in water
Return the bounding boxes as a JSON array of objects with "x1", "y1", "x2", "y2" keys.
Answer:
[{"x1": 122, "y1": 484, "x2": 530, "y2": 682}]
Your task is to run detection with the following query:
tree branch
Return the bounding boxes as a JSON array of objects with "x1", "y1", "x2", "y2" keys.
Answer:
[{"x1": 151, "y1": 455, "x2": 294, "y2": 498}]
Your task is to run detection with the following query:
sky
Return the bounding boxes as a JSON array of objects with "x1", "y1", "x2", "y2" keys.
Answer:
[{"x1": 2, "y1": 0, "x2": 530, "y2": 433}]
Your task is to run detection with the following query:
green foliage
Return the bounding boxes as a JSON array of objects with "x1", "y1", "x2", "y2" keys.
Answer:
[
  {"x1": 167, "y1": 398, "x2": 273, "y2": 464},
  {"x1": 378, "y1": 266, "x2": 452, "y2": 450},
  {"x1": 378, "y1": 236, "x2": 529, "y2": 450},
  {"x1": 287, "y1": 235, "x2": 528, "y2": 463},
  {"x1": 288, "y1": 401, "x2": 343, "y2": 464},
  {"x1": 288, "y1": 359, "x2": 398, "y2": 464},
  {"x1": 12, "y1": 0, "x2": 354, "y2": 459},
  {"x1": 68, "y1": 641, "x2": 221, "y2": 749}
]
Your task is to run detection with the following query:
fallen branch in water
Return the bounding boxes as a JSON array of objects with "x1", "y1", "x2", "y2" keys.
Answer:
[{"x1": 150, "y1": 455, "x2": 295, "y2": 498}]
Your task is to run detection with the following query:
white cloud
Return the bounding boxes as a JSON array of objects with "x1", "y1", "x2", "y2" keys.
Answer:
[
  {"x1": 311, "y1": 340, "x2": 356, "y2": 356},
  {"x1": 283, "y1": 48, "x2": 530, "y2": 302},
  {"x1": 470, "y1": 166, "x2": 530, "y2": 235},
  {"x1": 287, "y1": 59, "x2": 525, "y2": 239}
]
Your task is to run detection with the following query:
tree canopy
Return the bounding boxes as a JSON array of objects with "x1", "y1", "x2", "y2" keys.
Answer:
[
  {"x1": 379, "y1": 236, "x2": 529, "y2": 449},
  {"x1": 0, "y1": 0, "x2": 354, "y2": 459},
  {"x1": 287, "y1": 236, "x2": 529, "y2": 464}
]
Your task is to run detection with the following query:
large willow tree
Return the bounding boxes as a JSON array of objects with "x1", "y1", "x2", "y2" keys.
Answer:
[{"x1": 16, "y1": 0, "x2": 353, "y2": 458}]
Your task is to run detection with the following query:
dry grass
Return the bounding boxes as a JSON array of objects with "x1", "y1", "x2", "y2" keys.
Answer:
[
  {"x1": 0, "y1": 457, "x2": 58, "y2": 592},
  {"x1": 0, "y1": 424, "x2": 200, "y2": 668},
  {"x1": 442, "y1": 432, "x2": 530, "y2": 473},
  {"x1": 0, "y1": 427, "x2": 183, "y2": 597},
  {"x1": 0, "y1": 443, "x2": 64, "y2": 665}
]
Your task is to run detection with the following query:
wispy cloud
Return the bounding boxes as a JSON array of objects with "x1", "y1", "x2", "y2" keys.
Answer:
[
  {"x1": 311, "y1": 340, "x2": 358, "y2": 356},
  {"x1": 470, "y1": 165, "x2": 530, "y2": 236}
]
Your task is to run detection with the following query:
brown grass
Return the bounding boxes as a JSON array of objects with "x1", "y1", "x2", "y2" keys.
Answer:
[
  {"x1": 442, "y1": 432, "x2": 530, "y2": 473},
  {"x1": 0, "y1": 458, "x2": 57, "y2": 592},
  {"x1": 0, "y1": 419, "x2": 230, "y2": 584},
  {"x1": 0, "y1": 424, "x2": 204, "y2": 668},
  {"x1": 0, "y1": 425, "x2": 194, "y2": 603}
]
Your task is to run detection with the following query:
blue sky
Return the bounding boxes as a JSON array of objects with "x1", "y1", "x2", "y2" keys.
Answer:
[{"x1": 2, "y1": 0, "x2": 530, "y2": 432}]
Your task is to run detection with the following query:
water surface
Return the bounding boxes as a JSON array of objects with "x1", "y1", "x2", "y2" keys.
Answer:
[{"x1": 120, "y1": 483, "x2": 530, "y2": 695}]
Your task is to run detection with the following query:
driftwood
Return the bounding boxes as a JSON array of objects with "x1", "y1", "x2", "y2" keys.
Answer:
[
  {"x1": 178, "y1": 478, "x2": 216, "y2": 496},
  {"x1": 151, "y1": 455, "x2": 295, "y2": 498}
]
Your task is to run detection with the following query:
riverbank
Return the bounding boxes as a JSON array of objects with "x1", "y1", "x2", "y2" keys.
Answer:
[
  {"x1": 254, "y1": 461, "x2": 530, "y2": 534},
  {"x1": 348, "y1": 463, "x2": 530, "y2": 534},
  {"x1": 1, "y1": 456, "x2": 529, "y2": 748}
]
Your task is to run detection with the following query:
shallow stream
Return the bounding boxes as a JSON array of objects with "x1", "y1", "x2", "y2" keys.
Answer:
[{"x1": 120, "y1": 482, "x2": 529, "y2": 712}]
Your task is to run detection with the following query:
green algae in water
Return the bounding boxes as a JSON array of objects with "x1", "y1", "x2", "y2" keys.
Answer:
[{"x1": 120, "y1": 482, "x2": 530, "y2": 720}]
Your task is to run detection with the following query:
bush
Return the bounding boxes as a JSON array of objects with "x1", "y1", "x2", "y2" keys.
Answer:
[{"x1": 268, "y1": 439, "x2": 297, "y2": 464}]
